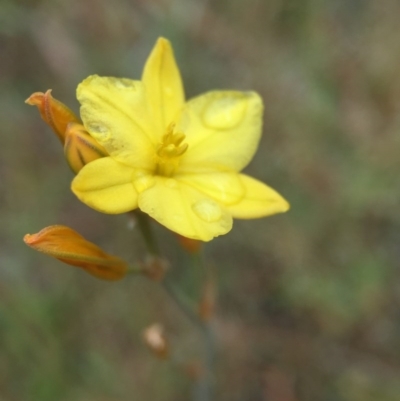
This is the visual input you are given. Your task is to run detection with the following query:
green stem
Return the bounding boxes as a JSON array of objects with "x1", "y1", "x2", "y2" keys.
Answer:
[
  {"x1": 162, "y1": 278, "x2": 203, "y2": 329},
  {"x1": 133, "y1": 210, "x2": 160, "y2": 256},
  {"x1": 195, "y1": 323, "x2": 216, "y2": 401},
  {"x1": 134, "y1": 213, "x2": 216, "y2": 401},
  {"x1": 192, "y1": 253, "x2": 216, "y2": 401}
]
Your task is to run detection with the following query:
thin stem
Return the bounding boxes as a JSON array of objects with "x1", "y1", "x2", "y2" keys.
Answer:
[
  {"x1": 133, "y1": 210, "x2": 159, "y2": 256},
  {"x1": 162, "y1": 277, "x2": 203, "y2": 329},
  {"x1": 194, "y1": 323, "x2": 216, "y2": 401},
  {"x1": 192, "y1": 252, "x2": 217, "y2": 400},
  {"x1": 134, "y1": 213, "x2": 216, "y2": 401}
]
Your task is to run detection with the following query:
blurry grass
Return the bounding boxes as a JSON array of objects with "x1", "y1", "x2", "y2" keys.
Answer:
[{"x1": 1, "y1": 0, "x2": 400, "y2": 400}]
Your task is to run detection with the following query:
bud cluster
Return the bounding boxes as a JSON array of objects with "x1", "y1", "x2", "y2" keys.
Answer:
[{"x1": 26, "y1": 90, "x2": 107, "y2": 173}]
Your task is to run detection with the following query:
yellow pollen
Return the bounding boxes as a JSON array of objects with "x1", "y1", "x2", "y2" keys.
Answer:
[{"x1": 155, "y1": 124, "x2": 188, "y2": 176}]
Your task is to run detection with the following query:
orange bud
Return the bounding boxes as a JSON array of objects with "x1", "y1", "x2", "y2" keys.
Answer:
[
  {"x1": 23, "y1": 225, "x2": 128, "y2": 281},
  {"x1": 64, "y1": 123, "x2": 108, "y2": 173},
  {"x1": 176, "y1": 235, "x2": 202, "y2": 254},
  {"x1": 25, "y1": 90, "x2": 80, "y2": 143}
]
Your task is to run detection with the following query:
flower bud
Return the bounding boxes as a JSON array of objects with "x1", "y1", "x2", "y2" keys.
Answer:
[
  {"x1": 176, "y1": 235, "x2": 202, "y2": 254},
  {"x1": 142, "y1": 323, "x2": 169, "y2": 359},
  {"x1": 140, "y1": 256, "x2": 168, "y2": 281},
  {"x1": 25, "y1": 90, "x2": 80, "y2": 143},
  {"x1": 23, "y1": 225, "x2": 128, "y2": 281},
  {"x1": 64, "y1": 123, "x2": 108, "y2": 173}
]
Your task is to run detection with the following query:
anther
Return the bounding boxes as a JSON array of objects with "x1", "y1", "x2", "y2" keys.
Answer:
[{"x1": 155, "y1": 127, "x2": 189, "y2": 176}]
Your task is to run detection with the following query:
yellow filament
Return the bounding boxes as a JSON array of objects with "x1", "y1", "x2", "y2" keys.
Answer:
[{"x1": 155, "y1": 125, "x2": 188, "y2": 176}]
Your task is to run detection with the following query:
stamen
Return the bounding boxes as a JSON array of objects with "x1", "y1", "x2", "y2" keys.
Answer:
[
  {"x1": 155, "y1": 125, "x2": 188, "y2": 176},
  {"x1": 174, "y1": 143, "x2": 188, "y2": 156}
]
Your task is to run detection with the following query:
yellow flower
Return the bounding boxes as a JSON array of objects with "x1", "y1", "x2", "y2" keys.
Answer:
[
  {"x1": 24, "y1": 225, "x2": 128, "y2": 280},
  {"x1": 71, "y1": 37, "x2": 289, "y2": 241}
]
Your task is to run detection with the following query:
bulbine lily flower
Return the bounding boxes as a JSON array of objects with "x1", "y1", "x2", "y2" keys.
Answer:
[
  {"x1": 24, "y1": 225, "x2": 128, "y2": 280},
  {"x1": 28, "y1": 37, "x2": 289, "y2": 241}
]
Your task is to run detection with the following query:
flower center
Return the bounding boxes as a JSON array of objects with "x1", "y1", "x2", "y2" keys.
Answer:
[{"x1": 155, "y1": 124, "x2": 188, "y2": 176}]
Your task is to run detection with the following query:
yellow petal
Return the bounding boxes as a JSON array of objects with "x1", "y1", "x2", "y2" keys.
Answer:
[
  {"x1": 142, "y1": 37, "x2": 185, "y2": 133},
  {"x1": 24, "y1": 225, "x2": 128, "y2": 281},
  {"x1": 77, "y1": 75, "x2": 156, "y2": 169},
  {"x1": 227, "y1": 174, "x2": 290, "y2": 219},
  {"x1": 71, "y1": 157, "x2": 138, "y2": 214},
  {"x1": 138, "y1": 177, "x2": 232, "y2": 241},
  {"x1": 176, "y1": 171, "x2": 245, "y2": 205},
  {"x1": 176, "y1": 91, "x2": 263, "y2": 172}
]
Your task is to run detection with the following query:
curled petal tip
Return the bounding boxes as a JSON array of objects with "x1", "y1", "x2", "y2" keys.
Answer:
[
  {"x1": 25, "y1": 91, "x2": 48, "y2": 106},
  {"x1": 26, "y1": 89, "x2": 79, "y2": 143},
  {"x1": 23, "y1": 233, "x2": 34, "y2": 244}
]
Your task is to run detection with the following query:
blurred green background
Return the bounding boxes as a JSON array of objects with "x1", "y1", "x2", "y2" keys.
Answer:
[{"x1": 1, "y1": 0, "x2": 400, "y2": 400}]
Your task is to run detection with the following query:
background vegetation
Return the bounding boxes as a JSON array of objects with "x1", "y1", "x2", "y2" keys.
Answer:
[{"x1": 1, "y1": 0, "x2": 400, "y2": 400}]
